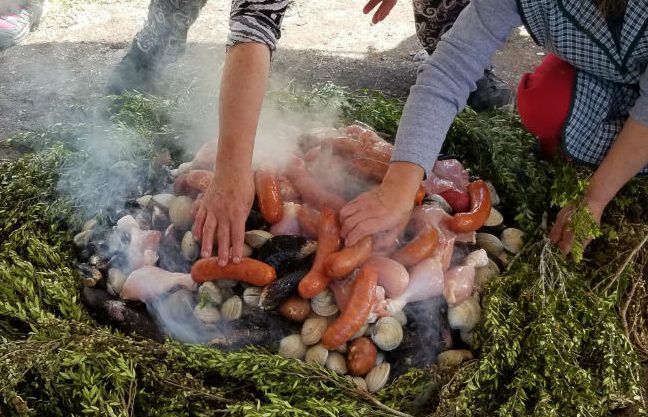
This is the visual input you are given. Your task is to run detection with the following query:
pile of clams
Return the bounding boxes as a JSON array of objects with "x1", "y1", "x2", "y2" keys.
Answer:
[{"x1": 74, "y1": 124, "x2": 524, "y2": 393}]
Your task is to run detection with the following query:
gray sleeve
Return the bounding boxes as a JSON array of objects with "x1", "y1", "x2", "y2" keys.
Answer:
[
  {"x1": 391, "y1": 0, "x2": 522, "y2": 176},
  {"x1": 227, "y1": 0, "x2": 288, "y2": 57},
  {"x1": 629, "y1": 66, "x2": 648, "y2": 127}
]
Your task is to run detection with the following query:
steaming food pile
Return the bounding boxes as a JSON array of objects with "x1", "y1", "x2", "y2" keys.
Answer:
[{"x1": 76, "y1": 124, "x2": 524, "y2": 393}]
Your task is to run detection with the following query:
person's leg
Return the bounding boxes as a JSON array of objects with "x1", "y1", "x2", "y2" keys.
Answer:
[
  {"x1": 411, "y1": 0, "x2": 511, "y2": 111},
  {"x1": 108, "y1": 0, "x2": 207, "y2": 93},
  {"x1": 0, "y1": 0, "x2": 46, "y2": 51},
  {"x1": 517, "y1": 53, "x2": 576, "y2": 158}
]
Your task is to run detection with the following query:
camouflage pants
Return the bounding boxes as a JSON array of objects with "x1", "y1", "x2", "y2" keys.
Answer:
[
  {"x1": 132, "y1": 0, "x2": 467, "y2": 62},
  {"x1": 133, "y1": 0, "x2": 207, "y2": 65},
  {"x1": 412, "y1": 0, "x2": 470, "y2": 53}
]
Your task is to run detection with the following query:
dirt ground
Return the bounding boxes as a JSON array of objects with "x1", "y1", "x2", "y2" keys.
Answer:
[{"x1": 0, "y1": 0, "x2": 544, "y2": 140}]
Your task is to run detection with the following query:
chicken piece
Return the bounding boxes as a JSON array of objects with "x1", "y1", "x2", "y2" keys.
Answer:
[{"x1": 121, "y1": 266, "x2": 196, "y2": 302}]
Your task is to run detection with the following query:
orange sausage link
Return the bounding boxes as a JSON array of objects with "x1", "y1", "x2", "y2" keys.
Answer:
[
  {"x1": 391, "y1": 226, "x2": 440, "y2": 267},
  {"x1": 350, "y1": 158, "x2": 389, "y2": 183},
  {"x1": 296, "y1": 205, "x2": 320, "y2": 239},
  {"x1": 191, "y1": 257, "x2": 277, "y2": 286},
  {"x1": 321, "y1": 265, "x2": 378, "y2": 349},
  {"x1": 255, "y1": 169, "x2": 284, "y2": 224},
  {"x1": 447, "y1": 180, "x2": 492, "y2": 233},
  {"x1": 297, "y1": 208, "x2": 342, "y2": 299},
  {"x1": 324, "y1": 235, "x2": 374, "y2": 279}
]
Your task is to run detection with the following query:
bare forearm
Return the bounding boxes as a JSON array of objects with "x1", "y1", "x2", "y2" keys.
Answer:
[
  {"x1": 215, "y1": 43, "x2": 271, "y2": 174},
  {"x1": 585, "y1": 117, "x2": 648, "y2": 213}
]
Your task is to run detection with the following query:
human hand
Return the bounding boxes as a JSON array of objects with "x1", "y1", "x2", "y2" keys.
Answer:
[
  {"x1": 192, "y1": 167, "x2": 254, "y2": 265},
  {"x1": 548, "y1": 199, "x2": 604, "y2": 254},
  {"x1": 362, "y1": 0, "x2": 398, "y2": 24}
]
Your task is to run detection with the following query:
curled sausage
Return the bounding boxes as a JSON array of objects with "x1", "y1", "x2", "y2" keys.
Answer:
[
  {"x1": 447, "y1": 180, "x2": 491, "y2": 233},
  {"x1": 324, "y1": 235, "x2": 374, "y2": 279},
  {"x1": 297, "y1": 208, "x2": 342, "y2": 299},
  {"x1": 296, "y1": 205, "x2": 320, "y2": 239},
  {"x1": 255, "y1": 168, "x2": 284, "y2": 224},
  {"x1": 391, "y1": 226, "x2": 440, "y2": 267},
  {"x1": 191, "y1": 257, "x2": 277, "y2": 286},
  {"x1": 321, "y1": 265, "x2": 378, "y2": 349},
  {"x1": 285, "y1": 157, "x2": 347, "y2": 211}
]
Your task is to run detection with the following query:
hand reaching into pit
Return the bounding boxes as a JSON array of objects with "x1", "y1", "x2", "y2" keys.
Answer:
[
  {"x1": 192, "y1": 169, "x2": 254, "y2": 265},
  {"x1": 339, "y1": 162, "x2": 424, "y2": 250},
  {"x1": 363, "y1": 0, "x2": 398, "y2": 24},
  {"x1": 548, "y1": 200, "x2": 603, "y2": 255}
]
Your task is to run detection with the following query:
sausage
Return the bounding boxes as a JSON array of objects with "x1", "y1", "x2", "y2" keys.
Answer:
[
  {"x1": 297, "y1": 207, "x2": 342, "y2": 299},
  {"x1": 446, "y1": 180, "x2": 492, "y2": 233},
  {"x1": 296, "y1": 205, "x2": 320, "y2": 239},
  {"x1": 255, "y1": 168, "x2": 284, "y2": 224},
  {"x1": 349, "y1": 158, "x2": 389, "y2": 183},
  {"x1": 391, "y1": 226, "x2": 440, "y2": 267},
  {"x1": 285, "y1": 157, "x2": 347, "y2": 211},
  {"x1": 324, "y1": 235, "x2": 374, "y2": 279},
  {"x1": 321, "y1": 265, "x2": 378, "y2": 349},
  {"x1": 191, "y1": 257, "x2": 277, "y2": 286}
]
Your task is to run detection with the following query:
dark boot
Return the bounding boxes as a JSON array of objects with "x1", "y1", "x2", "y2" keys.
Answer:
[
  {"x1": 107, "y1": 42, "x2": 161, "y2": 94},
  {"x1": 467, "y1": 68, "x2": 512, "y2": 112}
]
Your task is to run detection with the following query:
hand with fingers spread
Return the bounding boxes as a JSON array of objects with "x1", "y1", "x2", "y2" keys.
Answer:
[
  {"x1": 192, "y1": 167, "x2": 255, "y2": 265},
  {"x1": 339, "y1": 162, "x2": 424, "y2": 248},
  {"x1": 362, "y1": 0, "x2": 398, "y2": 24}
]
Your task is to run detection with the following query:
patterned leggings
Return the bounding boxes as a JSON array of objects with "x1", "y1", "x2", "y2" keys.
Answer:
[{"x1": 132, "y1": 0, "x2": 468, "y2": 62}]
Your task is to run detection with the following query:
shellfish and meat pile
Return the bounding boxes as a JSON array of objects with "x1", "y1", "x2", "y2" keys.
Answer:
[{"x1": 76, "y1": 123, "x2": 524, "y2": 393}]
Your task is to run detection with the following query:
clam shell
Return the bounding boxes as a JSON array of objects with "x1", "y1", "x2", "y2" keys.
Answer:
[
  {"x1": 221, "y1": 295, "x2": 243, "y2": 321},
  {"x1": 486, "y1": 181, "x2": 500, "y2": 207},
  {"x1": 474, "y1": 259, "x2": 500, "y2": 293},
  {"x1": 82, "y1": 219, "x2": 98, "y2": 232},
  {"x1": 437, "y1": 349, "x2": 474, "y2": 367},
  {"x1": 350, "y1": 323, "x2": 369, "y2": 341},
  {"x1": 181, "y1": 231, "x2": 199, "y2": 262},
  {"x1": 176, "y1": 161, "x2": 193, "y2": 176},
  {"x1": 335, "y1": 343, "x2": 348, "y2": 354},
  {"x1": 193, "y1": 304, "x2": 221, "y2": 323},
  {"x1": 243, "y1": 244, "x2": 254, "y2": 257},
  {"x1": 483, "y1": 208, "x2": 504, "y2": 227},
  {"x1": 375, "y1": 352, "x2": 385, "y2": 366},
  {"x1": 463, "y1": 249, "x2": 489, "y2": 268},
  {"x1": 107, "y1": 268, "x2": 127, "y2": 297},
  {"x1": 311, "y1": 289, "x2": 339, "y2": 317},
  {"x1": 371, "y1": 317, "x2": 403, "y2": 351},
  {"x1": 429, "y1": 194, "x2": 452, "y2": 214},
  {"x1": 199, "y1": 282, "x2": 223, "y2": 306},
  {"x1": 391, "y1": 310, "x2": 408, "y2": 327},
  {"x1": 73, "y1": 230, "x2": 93, "y2": 248},
  {"x1": 301, "y1": 316, "x2": 328, "y2": 346},
  {"x1": 245, "y1": 230, "x2": 273, "y2": 249},
  {"x1": 501, "y1": 228, "x2": 524, "y2": 254},
  {"x1": 278, "y1": 334, "x2": 306, "y2": 359},
  {"x1": 169, "y1": 196, "x2": 194, "y2": 231},
  {"x1": 365, "y1": 363, "x2": 390, "y2": 393},
  {"x1": 152, "y1": 193, "x2": 176, "y2": 210},
  {"x1": 305, "y1": 343, "x2": 329, "y2": 366},
  {"x1": 151, "y1": 206, "x2": 170, "y2": 230},
  {"x1": 448, "y1": 297, "x2": 481, "y2": 331},
  {"x1": 347, "y1": 376, "x2": 368, "y2": 391},
  {"x1": 496, "y1": 251, "x2": 511, "y2": 268},
  {"x1": 476, "y1": 233, "x2": 504, "y2": 257},
  {"x1": 243, "y1": 286, "x2": 262, "y2": 307},
  {"x1": 136, "y1": 195, "x2": 153, "y2": 209},
  {"x1": 325, "y1": 352, "x2": 348, "y2": 374}
]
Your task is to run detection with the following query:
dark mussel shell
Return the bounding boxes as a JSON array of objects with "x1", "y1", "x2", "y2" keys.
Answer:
[
  {"x1": 82, "y1": 287, "x2": 162, "y2": 341},
  {"x1": 254, "y1": 235, "x2": 316, "y2": 273},
  {"x1": 157, "y1": 229, "x2": 192, "y2": 273},
  {"x1": 385, "y1": 297, "x2": 449, "y2": 379},
  {"x1": 245, "y1": 208, "x2": 267, "y2": 231},
  {"x1": 258, "y1": 267, "x2": 309, "y2": 310}
]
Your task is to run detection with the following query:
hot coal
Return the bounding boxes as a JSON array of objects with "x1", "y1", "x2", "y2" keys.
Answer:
[
  {"x1": 81, "y1": 287, "x2": 162, "y2": 341},
  {"x1": 385, "y1": 297, "x2": 448, "y2": 378},
  {"x1": 258, "y1": 267, "x2": 309, "y2": 310},
  {"x1": 254, "y1": 235, "x2": 315, "y2": 273}
]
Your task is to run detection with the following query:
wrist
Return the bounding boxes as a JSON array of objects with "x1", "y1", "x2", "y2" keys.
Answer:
[{"x1": 382, "y1": 161, "x2": 424, "y2": 193}]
